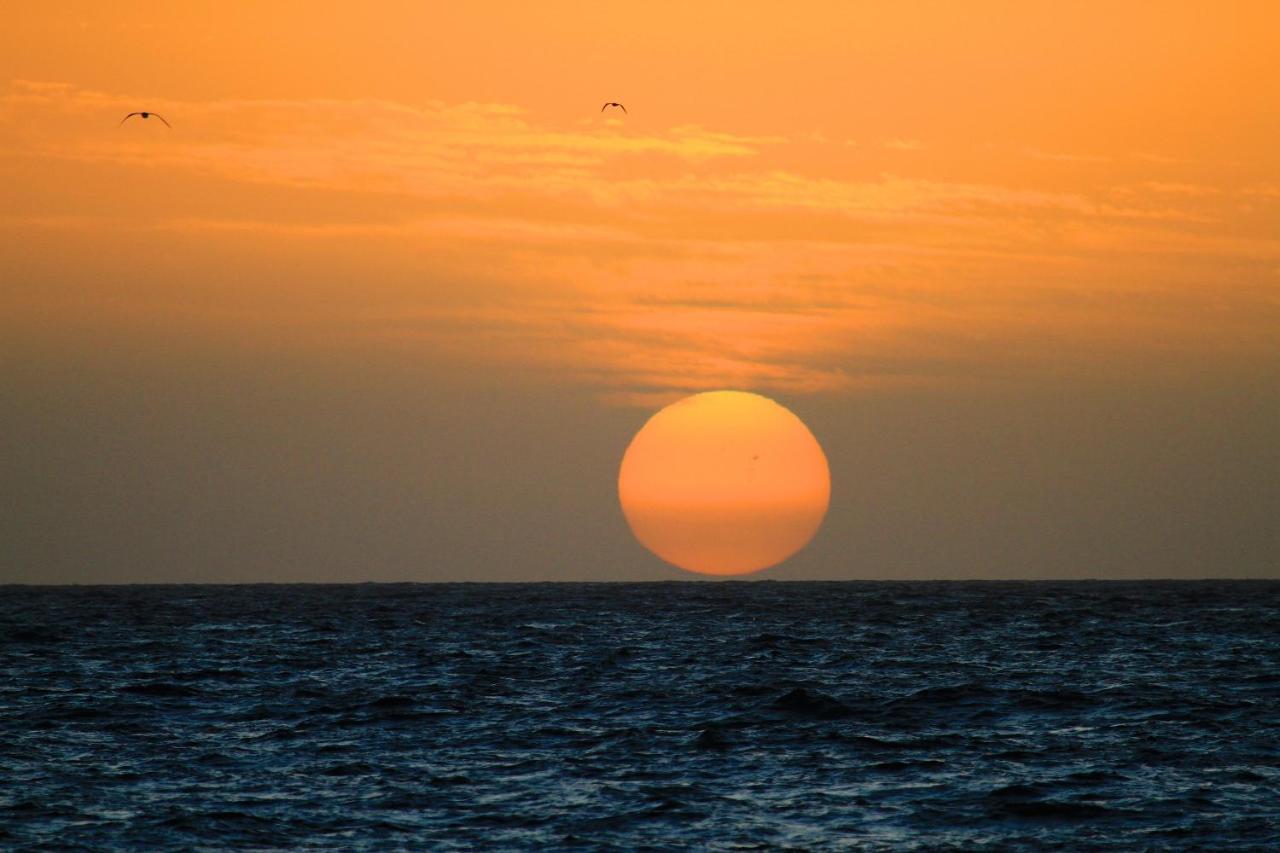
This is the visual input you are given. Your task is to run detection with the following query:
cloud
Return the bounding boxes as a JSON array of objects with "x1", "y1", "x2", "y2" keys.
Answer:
[
  {"x1": 3, "y1": 80, "x2": 1277, "y2": 403},
  {"x1": 1023, "y1": 148, "x2": 1111, "y2": 164},
  {"x1": 883, "y1": 138, "x2": 926, "y2": 152}
]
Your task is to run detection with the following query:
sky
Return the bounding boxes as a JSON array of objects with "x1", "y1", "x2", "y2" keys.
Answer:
[{"x1": 2, "y1": 1, "x2": 1277, "y2": 583}]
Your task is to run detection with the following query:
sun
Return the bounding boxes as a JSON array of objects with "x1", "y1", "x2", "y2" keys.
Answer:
[{"x1": 618, "y1": 390, "x2": 830, "y2": 576}]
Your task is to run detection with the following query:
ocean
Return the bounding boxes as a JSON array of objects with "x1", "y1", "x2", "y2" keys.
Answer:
[{"x1": 2, "y1": 581, "x2": 1277, "y2": 849}]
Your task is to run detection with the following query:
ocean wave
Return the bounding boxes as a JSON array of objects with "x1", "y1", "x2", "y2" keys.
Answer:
[{"x1": 2, "y1": 580, "x2": 1277, "y2": 848}]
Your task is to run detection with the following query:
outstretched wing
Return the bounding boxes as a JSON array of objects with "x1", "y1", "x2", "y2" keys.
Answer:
[
  {"x1": 152, "y1": 113, "x2": 172, "y2": 128},
  {"x1": 601, "y1": 103, "x2": 609, "y2": 111},
  {"x1": 618, "y1": 104, "x2": 627, "y2": 114},
  {"x1": 120, "y1": 112, "x2": 142, "y2": 126}
]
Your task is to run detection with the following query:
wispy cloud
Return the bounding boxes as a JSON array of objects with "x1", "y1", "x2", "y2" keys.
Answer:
[
  {"x1": 3, "y1": 80, "x2": 1277, "y2": 402},
  {"x1": 883, "y1": 138, "x2": 926, "y2": 152}
]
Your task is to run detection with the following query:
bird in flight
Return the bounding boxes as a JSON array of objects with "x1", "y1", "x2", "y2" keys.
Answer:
[
  {"x1": 120, "y1": 112, "x2": 171, "y2": 128},
  {"x1": 601, "y1": 102, "x2": 627, "y2": 114}
]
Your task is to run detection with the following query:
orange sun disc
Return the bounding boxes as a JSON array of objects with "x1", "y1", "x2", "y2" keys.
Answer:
[{"x1": 618, "y1": 390, "x2": 830, "y2": 576}]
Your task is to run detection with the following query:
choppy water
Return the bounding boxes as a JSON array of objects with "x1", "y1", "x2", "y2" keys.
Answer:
[{"x1": 2, "y1": 581, "x2": 1278, "y2": 850}]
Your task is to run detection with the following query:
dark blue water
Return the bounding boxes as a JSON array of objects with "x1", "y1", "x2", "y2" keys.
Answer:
[{"x1": 2, "y1": 582, "x2": 1278, "y2": 850}]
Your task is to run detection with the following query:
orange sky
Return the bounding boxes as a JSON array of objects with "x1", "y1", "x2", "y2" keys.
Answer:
[
  {"x1": 2, "y1": 3, "x2": 1277, "y2": 582},
  {"x1": 3, "y1": 1, "x2": 1277, "y2": 405}
]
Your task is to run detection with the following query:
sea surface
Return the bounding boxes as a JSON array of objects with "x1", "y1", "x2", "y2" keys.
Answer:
[{"x1": 1, "y1": 581, "x2": 1278, "y2": 850}]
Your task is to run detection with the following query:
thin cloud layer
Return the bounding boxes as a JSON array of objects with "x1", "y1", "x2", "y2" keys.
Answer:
[{"x1": 2, "y1": 80, "x2": 1277, "y2": 401}]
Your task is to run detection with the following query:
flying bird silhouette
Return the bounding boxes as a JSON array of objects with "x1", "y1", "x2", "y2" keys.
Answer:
[
  {"x1": 601, "y1": 102, "x2": 627, "y2": 114},
  {"x1": 120, "y1": 112, "x2": 171, "y2": 128}
]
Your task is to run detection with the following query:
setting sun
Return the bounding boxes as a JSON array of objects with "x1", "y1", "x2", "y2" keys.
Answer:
[{"x1": 618, "y1": 391, "x2": 830, "y2": 575}]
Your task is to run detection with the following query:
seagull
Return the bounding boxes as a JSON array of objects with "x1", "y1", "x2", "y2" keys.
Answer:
[
  {"x1": 120, "y1": 112, "x2": 171, "y2": 128},
  {"x1": 601, "y1": 102, "x2": 627, "y2": 114}
]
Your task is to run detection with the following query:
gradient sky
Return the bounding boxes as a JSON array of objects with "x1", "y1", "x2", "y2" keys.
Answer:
[{"x1": 2, "y1": 1, "x2": 1277, "y2": 583}]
